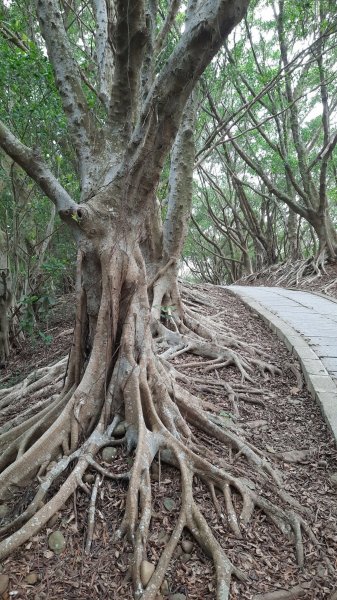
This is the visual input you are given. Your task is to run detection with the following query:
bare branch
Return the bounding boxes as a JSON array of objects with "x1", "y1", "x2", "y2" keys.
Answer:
[
  {"x1": 155, "y1": 0, "x2": 250, "y2": 110},
  {"x1": 108, "y1": 0, "x2": 147, "y2": 138},
  {"x1": 37, "y1": 0, "x2": 99, "y2": 198},
  {"x1": 91, "y1": 0, "x2": 115, "y2": 109},
  {"x1": 0, "y1": 23, "x2": 29, "y2": 52},
  {"x1": 141, "y1": 0, "x2": 157, "y2": 100},
  {"x1": 163, "y1": 95, "x2": 196, "y2": 260},
  {"x1": 155, "y1": 0, "x2": 181, "y2": 56},
  {"x1": 0, "y1": 119, "x2": 78, "y2": 213}
]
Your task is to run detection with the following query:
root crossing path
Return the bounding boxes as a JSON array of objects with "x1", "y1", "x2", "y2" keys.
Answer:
[{"x1": 228, "y1": 285, "x2": 337, "y2": 442}]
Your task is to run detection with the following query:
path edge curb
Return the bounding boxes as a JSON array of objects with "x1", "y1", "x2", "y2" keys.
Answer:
[{"x1": 229, "y1": 290, "x2": 337, "y2": 445}]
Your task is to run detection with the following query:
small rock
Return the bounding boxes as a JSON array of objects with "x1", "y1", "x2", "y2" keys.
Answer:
[
  {"x1": 330, "y1": 473, "x2": 337, "y2": 488},
  {"x1": 48, "y1": 514, "x2": 59, "y2": 527},
  {"x1": 102, "y1": 447, "x2": 117, "y2": 463},
  {"x1": 174, "y1": 545, "x2": 183, "y2": 557},
  {"x1": 180, "y1": 552, "x2": 191, "y2": 563},
  {"x1": 0, "y1": 504, "x2": 9, "y2": 518},
  {"x1": 163, "y1": 497, "x2": 176, "y2": 512},
  {"x1": 48, "y1": 530, "x2": 66, "y2": 554},
  {"x1": 245, "y1": 419, "x2": 268, "y2": 429},
  {"x1": 114, "y1": 421, "x2": 127, "y2": 437},
  {"x1": 160, "y1": 579, "x2": 169, "y2": 594},
  {"x1": 140, "y1": 560, "x2": 155, "y2": 587},
  {"x1": 83, "y1": 473, "x2": 95, "y2": 483},
  {"x1": 169, "y1": 594, "x2": 186, "y2": 600},
  {"x1": 181, "y1": 540, "x2": 193, "y2": 554},
  {"x1": 157, "y1": 530, "x2": 170, "y2": 544},
  {"x1": 0, "y1": 574, "x2": 9, "y2": 593},
  {"x1": 277, "y1": 449, "x2": 312, "y2": 463},
  {"x1": 25, "y1": 572, "x2": 39, "y2": 585}
]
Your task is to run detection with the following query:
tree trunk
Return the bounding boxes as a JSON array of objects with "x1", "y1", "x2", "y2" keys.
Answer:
[
  {"x1": 0, "y1": 229, "x2": 11, "y2": 365},
  {"x1": 311, "y1": 212, "x2": 337, "y2": 259}
]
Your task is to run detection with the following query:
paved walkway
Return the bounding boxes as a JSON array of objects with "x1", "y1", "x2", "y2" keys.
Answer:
[{"x1": 228, "y1": 286, "x2": 337, "y2": 442}]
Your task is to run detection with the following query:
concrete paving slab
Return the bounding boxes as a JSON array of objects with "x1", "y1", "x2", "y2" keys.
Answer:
[
  {"x1": 227, "y1": 285, "x2": 337, "y2": 444},
  {"x1": 321, "y1": 357, "x2": 337, "y2": 370},
  {"x1": 310, "y1": 338, "x2": 337, "y2": 345},
  {"x1": 305, "y1": 332, "x2": 337, "y2": 338},
  {"x1": 313, "y1": 347, "x2": 337, "y2": 358}
]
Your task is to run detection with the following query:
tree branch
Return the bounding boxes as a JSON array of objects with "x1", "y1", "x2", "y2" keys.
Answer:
[
  {"x1": 0, "y1": 23, "x2": 29, "y2": 52},
  {"x1": 108, "y1": 0, "x2": 147, "y2": 138},
  {"x1": 163, "y1": 95, "x2": 196, "y2": 260},
  {"x1": 91, "y1": 0, "x2": 115, "y2": 109},
  {"x1": 155, "y1": 0, "x2": 181, "y2": 56},
  {"x1": 141, "y1": 0, "x2": 157, "y2": 100},
  {"x1": 0, "y1": 120, "x2": 78, "y2": 213},
  {"x1": 37, "y1": 0, "x2": 99, "y2": 199},
  {"x1": 229, "y1": 135, "x2": 310, "y2": 221}
]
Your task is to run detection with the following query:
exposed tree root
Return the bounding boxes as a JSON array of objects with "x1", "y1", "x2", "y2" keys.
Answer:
[
  {"x1": 85, "y1": 474, "x2": 101, "y2": 554},
  {"x1": 239, "y1": 252, "x2": 329, "y2": 288},
  {"x1": 252, "y1": 584, "x2": 308, "y2": 599},
  {"x1": 322, "y1": 277, "x2": 337, "y2": 294},
  {"x1": 164, "y1": 364, "x2": 267, "y2": 416},
  {"x1": 0, "y1": 356, "x2": 66, "y2": 410},
  {"x1": 0, "y1": 275, "x2": 334, "y2": 599}
]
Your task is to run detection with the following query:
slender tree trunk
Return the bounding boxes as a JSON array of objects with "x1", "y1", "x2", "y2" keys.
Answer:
[
  {"x1": 287, "y1": 208, "x2": 300, "y2": 259},
  {"x1": 0, "y1": 229, "x2": 11, "y2": 365},
  {"x1": 311, "y1": 212, "x2": 337, "y2": 258}
]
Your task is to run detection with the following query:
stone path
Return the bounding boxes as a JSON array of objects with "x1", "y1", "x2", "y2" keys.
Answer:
[{"x1": 228, "y1": 286, "x2": 337, "y2": 443}]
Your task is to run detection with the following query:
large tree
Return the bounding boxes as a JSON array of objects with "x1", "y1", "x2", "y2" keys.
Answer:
[{"x1": 0, "y1": 2, "x2": 324, "y2": 598}]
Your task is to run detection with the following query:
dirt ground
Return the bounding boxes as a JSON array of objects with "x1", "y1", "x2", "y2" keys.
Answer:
[{"x1": 0, "y1": 285, "x2": 336, "y2": 600}]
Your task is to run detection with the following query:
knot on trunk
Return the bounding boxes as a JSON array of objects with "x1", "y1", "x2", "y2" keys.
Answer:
[{"x1": 59, "y1": 205, "x2": 106, "y2": 238}]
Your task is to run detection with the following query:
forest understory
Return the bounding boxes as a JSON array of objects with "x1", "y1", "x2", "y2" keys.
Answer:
[{"x1": 0, "y1": 284, "x2": 336, "y2": 600}]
